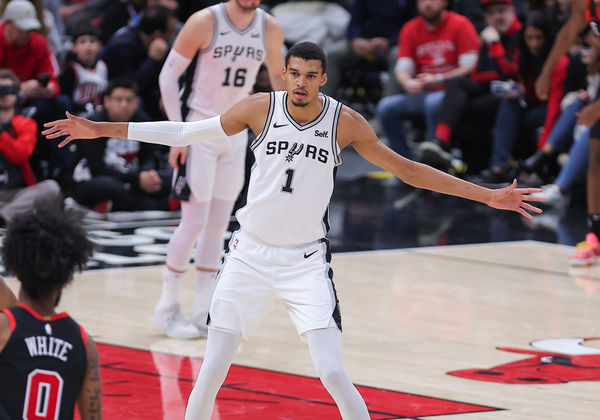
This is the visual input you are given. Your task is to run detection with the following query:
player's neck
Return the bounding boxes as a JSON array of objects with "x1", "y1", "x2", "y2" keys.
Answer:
[
  {"x1": 18, "y1": 290, "x2": 59, "y2": 317},
  {"x1": 286, "y1": 95, "x2": 324, "y2": 125},
  {"x1": 224, "y1": 2, "x2": 255, "y2": 30}
]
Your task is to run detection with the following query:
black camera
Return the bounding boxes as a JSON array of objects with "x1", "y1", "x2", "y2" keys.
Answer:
[
  {"x1": 0, "y1": 84, "x2": 19, "y2": 97},
  {"x1": 37, "y1": 73, "x2": 50, "y2": 87}
]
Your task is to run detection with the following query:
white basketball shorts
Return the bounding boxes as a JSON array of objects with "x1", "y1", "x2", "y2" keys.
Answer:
[
  {"x1": 207, "y1": 229, "x2": 341, "y2": 339},
  {"x1": 186, "y1": 110, "x2": 247, "y2": 201}
]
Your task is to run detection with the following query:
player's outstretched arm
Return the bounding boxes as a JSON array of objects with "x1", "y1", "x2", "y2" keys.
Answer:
[
  {"x1": 77, "y1": 335, "x2": 102, "y2": 420},
  {"x1": 344, "y1": 108, "x2": 545, "y2": 219},
  {"x1": 43, "y1": 94, "x2": 269, "y2": 148}
]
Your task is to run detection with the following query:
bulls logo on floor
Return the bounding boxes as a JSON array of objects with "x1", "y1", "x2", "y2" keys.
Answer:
[
  {"x1": 448, "y1": 337, "x2": 600, "y2": 384},
  {"x1": 98, "y1": 343, "x2": 501, "y2": 418}
]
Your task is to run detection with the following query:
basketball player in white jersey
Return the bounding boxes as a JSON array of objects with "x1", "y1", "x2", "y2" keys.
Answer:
[
  {"x1": 44, "y1": 42, "x2": 545, "y2": 419},
  {"x1": 155, "y1": 0, "x2": 286, "y2": 339}
]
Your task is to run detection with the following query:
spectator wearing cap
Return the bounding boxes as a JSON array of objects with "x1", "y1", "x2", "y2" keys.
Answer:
[
  {"x1": 375, "y1": 0, "x2": 480, "y2": 159},
  {"x1": 0, "y1": 68, "x2": 60, "y2": 226},
  {"x1": 417, "y1": 0, "x2": 522, "y2": 172},
  {"x1": 0, "y1": 0, "x2": 71, "y2": 183}
]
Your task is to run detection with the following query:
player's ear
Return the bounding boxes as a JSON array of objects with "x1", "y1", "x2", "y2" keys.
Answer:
[{"x1": 320, "y1": 73, "x2": 327, "y2": 87}]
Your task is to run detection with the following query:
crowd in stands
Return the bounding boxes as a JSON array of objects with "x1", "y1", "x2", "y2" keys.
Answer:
[{"x1": 0, "y1": 0, "x2": 591, "y2": 219}]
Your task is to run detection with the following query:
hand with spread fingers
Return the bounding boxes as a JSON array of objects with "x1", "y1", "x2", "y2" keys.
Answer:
[
  {"x1": 42, "y1": 112, "x2": 104, "y2": 147},
  {"x1": 487, "y1": 179, "x2": 545, "y2": 219}
]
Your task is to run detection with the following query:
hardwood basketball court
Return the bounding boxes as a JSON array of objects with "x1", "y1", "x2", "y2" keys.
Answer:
[{"x1": 5, "y1": 238, "x2": 599, "y2": 419}]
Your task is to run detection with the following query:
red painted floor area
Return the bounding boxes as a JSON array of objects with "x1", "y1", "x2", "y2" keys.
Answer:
[{"x1": 84, "y1": 343, "x2": 500, "y2": 419}]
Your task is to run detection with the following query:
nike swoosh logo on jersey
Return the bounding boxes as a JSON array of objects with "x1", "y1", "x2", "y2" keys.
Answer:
[
  {"x1": 220, "y1": 31, "x2": 231, "y2": 35},
  {"x1": 304, "y1": 250, "x2": 318, "y2": 258},
  {"x1": 273, "y1": 122, "x2": 289, "y2": 128},
  {"x1": 251, "y1": 33, "x2": 260, "y2": 38}
]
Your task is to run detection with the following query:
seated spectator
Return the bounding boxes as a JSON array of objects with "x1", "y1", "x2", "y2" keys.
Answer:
[
  {"x1": 0, "y1": 69, "x2": 61, "y2": 226},
  {"x1": 100, "y1": 5, "x2": 177, "y2": 120},
  {"x1": 523, "y1": 22, "x2": 600, "y2": 176},
  {"x1": 0, "y1": 0, "x2": 64, "y2": 60},
  {"x1": 419, "y1": 0, "x2": 522, "y2": 172},
  {"x1": 98, "y1": 0, "x2": 145, "y2": 44},
  {"x1": 469, "y1": 11, "x2": 564, "y2": 186},
  {"x1": 0, "y1": 0, "x2": 70, "y2": 180},
  {"x1": 376, "y1": 0, "x2": 479, "y2": 158},
  {"x1": 68, "y1": 78, "x2": 173, "y2": 212},
  {"x1": 525, "y1": 23, "x2": 600, "y2": 207},
  {"x1": 59, "y1": 23, "x2": 107, "y2": 116},
  {"x1": 321, "y1": 0, "x2": 416, "y2": 99}
]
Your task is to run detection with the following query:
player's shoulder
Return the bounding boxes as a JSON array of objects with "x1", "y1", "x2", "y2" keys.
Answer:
[
  {"x1": 265, "y1": 11, "x2": 284, "y2": 38},
  {"x1": 186, "y1": 6, "x2": 215, "y2": 26},
  {"x1": 336, "y1": 104, "x2": 373, "y2": 146},
  {"x1": 233, "y1": 92, "x2": 272, "y2": 113}
]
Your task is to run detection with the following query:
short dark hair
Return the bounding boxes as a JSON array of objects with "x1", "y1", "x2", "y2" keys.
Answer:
[
  {"x1": 71, "y1": 21, "x2": 101, "y2": 43},
  {"x1": 285, "y1": 41, "x2": 327, "y2": 73},
  {"x1": 139, "y1": 5, "x2": 172, "y2": 35},
  {"x1": 105, "y1": 77, "x2": 138, "y2": 97},
  {"x1": 2, "y1": 202, "x2": 94, "y2": 299}
]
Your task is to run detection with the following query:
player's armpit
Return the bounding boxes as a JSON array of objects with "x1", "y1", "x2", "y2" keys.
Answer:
[{"x1": 77, "y1": 336, "x2": 102, "y2": 420}]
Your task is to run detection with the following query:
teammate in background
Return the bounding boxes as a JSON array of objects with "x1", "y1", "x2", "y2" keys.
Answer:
[
  {"x1": 0, "y1": 204, "x2": 101, "y2": 419},
  {"x1": 155, "y1": 0, "x2": 286, "y2": 338},
  {"x1": 0, "y1": 277, "x2": 17, "y2": 309},
  {"x1": 535, "y1": 0, "x2": 600, "y2": 266},
  {"x1": 44, "y1": 42, "x2": 543, "y2": 419}
]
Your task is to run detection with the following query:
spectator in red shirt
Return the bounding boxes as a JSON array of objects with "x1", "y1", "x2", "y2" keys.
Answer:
[
  {"x1": 0, "y1": 0, "x2": 70, "y2": 182},
  {"x1": 0, "y1": 69, "x2": 61, "y2": 227},
  {"x1": 418, "y1": 0, "x2": 522, "y2": 172},
  {"x1": 375, "y1": 0, "x2": 480, "y2": 158}
]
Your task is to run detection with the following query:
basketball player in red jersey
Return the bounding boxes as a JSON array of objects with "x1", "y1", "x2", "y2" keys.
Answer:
[
  {"x1": 0, "y1": 204, "x2": 101, "y2": 419},
  {"x1": 536, "y1": 0, "x2": 600, "y2": 266}
]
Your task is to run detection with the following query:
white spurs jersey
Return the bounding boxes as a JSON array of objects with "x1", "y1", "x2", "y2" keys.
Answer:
[
  {"x1": 236, "y1": 91, "x2": 343, "y2": 246},
  {"x1": 186, "y1": 3, "x2": 267, "y2": 118}
]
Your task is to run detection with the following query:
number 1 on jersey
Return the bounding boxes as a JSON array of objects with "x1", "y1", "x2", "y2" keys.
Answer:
[{"x1": 282, "y1": 168, "x2": 295, "y2": 193}]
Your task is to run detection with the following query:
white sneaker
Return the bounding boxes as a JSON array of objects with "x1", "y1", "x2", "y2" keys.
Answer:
[
  {"x1": 152, "y1": 304, "x2": 204, "y2": 339},
  {"x1": 531, "y1": 184, "x2": 569, "y2": 209}
]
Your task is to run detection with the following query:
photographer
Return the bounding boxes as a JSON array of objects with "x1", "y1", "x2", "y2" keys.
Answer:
[{"x1": 0, "y1": 69, "x2": 61, "y2": 226}]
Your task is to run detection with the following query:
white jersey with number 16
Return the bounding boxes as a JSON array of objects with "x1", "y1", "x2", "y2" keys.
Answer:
[
  {"x1": 186, "y1": 3, "x2": 267, "y2": 118},
  {"x1": 236, "y1": 91, "x2": 342, "y2": 246}
]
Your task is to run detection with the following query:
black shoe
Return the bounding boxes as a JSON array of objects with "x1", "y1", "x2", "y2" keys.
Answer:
[
  {"x1": 419, "y1": 137, "x2": 453, "y2": 169},
  {"x1": 466, "y1": 168, "x2": 512, "y2": 187},
  {"x1": 522, "y1": 149, "x2": 552, "y2": 174}
]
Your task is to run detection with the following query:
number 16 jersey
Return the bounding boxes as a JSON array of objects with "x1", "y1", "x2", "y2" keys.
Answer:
[
  {"x1": 187, "y1": 3, "x2": 267, "y2": 118},
  {"x1": 236, "y1": 91, "x2": 342, "y2": 246}
]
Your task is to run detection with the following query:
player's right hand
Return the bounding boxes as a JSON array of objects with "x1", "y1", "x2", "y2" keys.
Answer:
[{"x1": 169, "y1": 146, "x2": 187, "y2": 170}]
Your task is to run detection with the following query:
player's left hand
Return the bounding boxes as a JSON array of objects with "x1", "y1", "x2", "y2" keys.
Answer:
[{"x1": 487, "y1": 179, "x2": 545, "y2": 219}]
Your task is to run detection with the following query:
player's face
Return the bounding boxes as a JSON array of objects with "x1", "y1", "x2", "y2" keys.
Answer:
[
  {"x1": 523, "y1": 26, "x2": 545, "y2": 57},
  {"x1": 233, "y1": 0, "x2": 260, "y2": 12},
  {"x1": 283, "y1": 57, "x2": 327, "y2": 108},
  {"x1": 417, "y1": 0, "x2": 447, "y2": 23}
]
